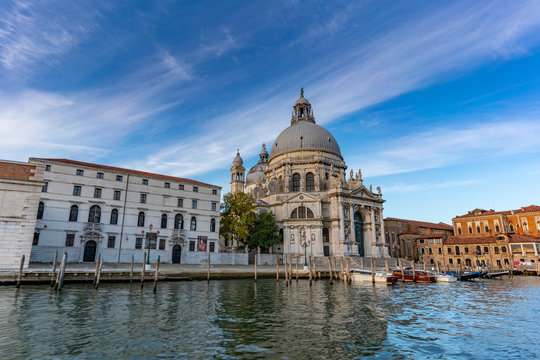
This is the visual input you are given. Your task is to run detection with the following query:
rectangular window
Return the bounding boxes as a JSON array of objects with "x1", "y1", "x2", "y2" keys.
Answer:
[
  {"x1": 495, "y1": 225, "x2": 500, "y2": 232},
  {"x1": 94, "y1": 188, "x2": 102, "y2": 199},
  {"x1": 211, "y1": 203, "x2": 217, "y2": 211},
  {"x1": 107, "y1": 236, "x2": 116, "y2": 248},
  {"x1": 159, "y1": 238, "x2": 165, "y2": 250},
  {"x1": 113, "y1": 190, "x2": 121, "y2": 201},
  {"x1": 135, "y1": 237, "x2": 142, "y2": 249},
  {"x1": 177, "y1": 198, "x2": 183, "y2": 207},
  {"x1": 193, "y1": 186, "x2": 198, "y2": 192},
  {"x1": 142, "y1": 179, "x2": 148, "y2": 185},
  {"x1": 429, "y1": 248, "x2": 433, "y2": 254},
  {"x1": 192, "y1": 200, "x2": 197, "y2": 209},
  {"x1": 65, "y1": 234, "x2": 75, "y2": 247},
  {"x1": 484, "y1": 246, "x2": 489, "y2": 253},
  {"x1": 73, "y1": 185, "x2": 81, "y2": 196},
  {"x1": 476, "y1": 226, "x2": 481, "y2": 233},
  {"x1": 116, "y1": 175, "x2": 123, "y2": 181},
  {"x1": 140, "y1": 194, "x2": 147, "y2": 203},
  {"x1": 485, "y1": 226, "x2": 489, "y2": 232},
  {"x1": 189, "y1": 240, "x2": 195, "y2": 251},
  {"x1": 494, "y1": 246, "x2": 499, "y2": 254},
  {"x1": 97, "y1": 172, "x2": 104, "y2": 179},
  {"x1": 464, "y1": 247, "x2": 469, "y2": 254},
  {"x1": 76, "y1": 169, "x2": 84, "y2": 176},
  {"x1": 468, "y1": 227, "x2": 472, "y2": 234},
  {"x1": 212, "y1": 189, "x2": 217, "y2": 195},
  {"x1": 33, "y1": 232, "x2": 39, "y2": 245},
  {"x1": 448, "y1": 248, "x2": 452, "y2": 254},
  {"x1": 42, "y1": 182, "x2": 48, "y2": 192},
  {"x1": 438, "y1": 247, "x2": 442, "y2": 254},
  {"x1": 179, "y1": 184, "x2": 184, "y2": 190},
  {"x1": 210, "y1": 242, "x2": 215, "y2": 252},
  {"x1": 164, "y1": 182, "x2": 170, "y2": 188},
  {"x1": 458, "y1": 228, "x2": 462, "y2": 234},
  {"x1": 45, "y1": 165, "x2": 51, "y2": 171}
]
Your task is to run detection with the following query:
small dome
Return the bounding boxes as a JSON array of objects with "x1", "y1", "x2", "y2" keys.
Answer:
[
  {"x1": 246, "y1": 162, "x2": 267, "y2": 184},
  {"x1": 269, "y1": 121, "x2": 342, "y2": 160},
  {"x1": 233, "y1": 150, "x2": 243, "y2": 166}
]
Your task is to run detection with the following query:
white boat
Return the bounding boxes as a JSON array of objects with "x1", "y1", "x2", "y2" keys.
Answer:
[
  {"x1": 436, "y1": 274, "x2": 458, "y2": 282},
  {"x1": 350, "y1": 269, "x2": 398, "y2": 284}
]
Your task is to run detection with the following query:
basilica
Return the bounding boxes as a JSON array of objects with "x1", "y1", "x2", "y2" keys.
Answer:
[{"x1": 230, "y1": 90, "x2": 389, "y2": 259}]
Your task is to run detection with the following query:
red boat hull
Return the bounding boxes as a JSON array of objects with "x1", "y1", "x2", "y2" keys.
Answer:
[{"x1": 392, "y1": 270, "x2": 435, "y2": 283}]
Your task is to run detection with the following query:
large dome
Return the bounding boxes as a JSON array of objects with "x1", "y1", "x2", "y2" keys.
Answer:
[{"x1": 269, "y1": 121, "x2": 342, "y2": 160}]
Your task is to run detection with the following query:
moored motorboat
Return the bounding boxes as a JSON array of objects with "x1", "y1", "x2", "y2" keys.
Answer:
[
  {"x1": 392, "y1": 269, "x2": 436, "y2": 283},
  {"x1": 436, "y1": 274, "x2": 458, "y2": 282},
  {"x1": 350, "y1": 269, "x2": 398, "y2": 283}
]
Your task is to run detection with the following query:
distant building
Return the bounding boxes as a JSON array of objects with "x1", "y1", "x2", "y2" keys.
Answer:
[
  {"x1": 29, "y1": 158, "x2": 221, "y2": 264},
  {"x1": 0, "y1": 160, "x2": 44, "y2": 268},
  {"x1": 383, "y1": 218, "x2": 453, "y2": 260},
  {"x1": 227, "y1": 91, "x2": 389, "y2": 260},
  {"x1": 421, "y1": 206, "x2": 540, "y2": 270}
]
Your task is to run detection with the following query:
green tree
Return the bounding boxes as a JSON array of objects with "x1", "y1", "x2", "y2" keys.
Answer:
[
  {"x1": 220, "y1": 192, "x2": 258, "y2": 249},
  {"x1": 247, "y1": 211, "x2": 281, "y2": 251}
]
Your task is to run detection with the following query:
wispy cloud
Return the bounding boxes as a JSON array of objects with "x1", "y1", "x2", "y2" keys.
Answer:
[
  {"x1": 351, "y1": 116, "x2": 540, "y2": 177},
  {"x1": 0, "y1": 1, "x2": 98, "y2": 75},
  {"x1": 132, "y1": 1, "x2": 540, "y2": 179}
]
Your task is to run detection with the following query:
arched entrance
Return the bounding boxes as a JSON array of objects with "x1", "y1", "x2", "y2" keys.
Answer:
[
  {"x1": 354, "y1": 212, "x2": 364, "y2": 257},
  {"x1": 83, "y1": 240, "x2": 97, "y2": 262},
  {"x1": 172, "y1": 244, "x2": 181, "y2": 264}
]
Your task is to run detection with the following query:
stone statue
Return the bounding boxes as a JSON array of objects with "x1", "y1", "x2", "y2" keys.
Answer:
[
  {"x1": 370, "y1": 184, "x2": 373, "y2": 192},
  {"x1": 357, "y1": 169, "x2": 362, "y2": 179},
  {"x1": 330, "y1": 164, "x2": 334, "y2": 176},
  {"x1": 377, "y1": 186, "x2": 381, "y2": 195},
  {"x1": 350, "y1": 169, "x2": 354, "y2": 180}
]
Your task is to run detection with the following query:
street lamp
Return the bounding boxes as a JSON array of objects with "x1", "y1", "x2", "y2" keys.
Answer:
[
  {"x1": 141, "y1": 224, "x2": 160, "y2": 269},
  {"x1": 300, "y1": 229, "x2": 311, "y2": 268}
]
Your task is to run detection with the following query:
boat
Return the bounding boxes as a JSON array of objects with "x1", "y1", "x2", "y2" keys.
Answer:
[
  {"x1": 483, "y1": 271, "x2": 509, "y2": 279},
  {"x1": 436, "y1": 274, "x2": 458, "y2": 282},
  {"x1": 392, "y1": 269, "x2": 436, "y2": 283},
  {"x1": 350, "y1": 269, "x2": 398, "y2": 284}
]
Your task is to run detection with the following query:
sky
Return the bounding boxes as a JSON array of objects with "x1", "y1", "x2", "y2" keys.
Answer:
[{"x1": 1, "y1": 0, "x2": 540, "y2": 224}]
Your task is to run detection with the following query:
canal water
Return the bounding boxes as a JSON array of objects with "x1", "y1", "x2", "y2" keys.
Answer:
[{"x1": 1, "y1": 277, "x2": 539, "y2": 359}]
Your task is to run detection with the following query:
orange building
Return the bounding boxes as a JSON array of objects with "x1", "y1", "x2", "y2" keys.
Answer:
[{"x1": 421, "y1": 205, "x2": 540, "y2": 271}]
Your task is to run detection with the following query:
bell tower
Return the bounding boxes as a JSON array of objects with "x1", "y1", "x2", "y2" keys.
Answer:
[{"x1": 230, "y1": 150, "x2": 245, "y2": 193}]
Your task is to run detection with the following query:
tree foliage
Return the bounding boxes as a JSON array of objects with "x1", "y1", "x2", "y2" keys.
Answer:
[
  {"x1": 247, "y1": 211, "x2": 281, "y2": 250},
  {"x1": 220, "y1": 192, "x2": 258, "y2": 247}
]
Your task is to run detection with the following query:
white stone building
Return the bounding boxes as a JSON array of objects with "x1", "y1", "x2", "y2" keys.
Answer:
[
  {"x1": 29, "y1": 158, "x2": 221, "y2": 264},
  {"x1": 229, "y1": 91, "x2": 389, "y2": 260},
  {"x1": 0, "y1": 160, "x2": 44, "y2": 268}
]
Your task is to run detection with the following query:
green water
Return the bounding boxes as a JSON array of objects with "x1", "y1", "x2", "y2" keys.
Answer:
[{"x1": 1, "y1": 277, "x2": 539, "y2": 359}]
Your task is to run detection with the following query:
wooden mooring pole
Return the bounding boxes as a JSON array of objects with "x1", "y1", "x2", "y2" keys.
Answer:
[
  {"x1": 207, "y1": 253, "x2": 210, "y2": 283},
  {"x1": 284, "y1": 255, "x2": 288, "y2": 285},
  {"x1": 385, "y1": 259, "x2": 389, "y2": 275},
  {"x1": 141, "y1": 252, "x2": 146, "y2": 287},
  {"x1": 289, "y1": 255, "x2": 292, "y2": 284},
  {"x1": 57, "y1": 252, "x2": 68, "y2": 291},
  {"x1": 295, "y1": 255, "x2": 299, "y2": 282},
  {"x1": 340, "y1": 257, "x2": 344, "y2": 281},
  {"x1": 130, "y1": 254, "x2": 134, "y2": 284},
  {"x1": 93, "y1": 253, "x2": 100, "y2": 286},
  {"x1": 16, "y1": 254, "x2": 25, "y2": 288},
  {"x1": 371, "y1": 258, "x2": 375, "y2": 284},
  {"x1": 254, "y1": 254, "x2": 258, "y2": 282},
  {"x1": 95, "y1": 256, "x2": 103, "y2": 289},
  {"x1": 153, "y1": 255, "x2": 160, "y2": 293},
  {"x1": 276, "y1": 255, "x2": 279, "y2": 281},
  {"x1": 328, "y1": 257, "x2": 334, "y2": 285},
  {"x1": 313, "y1": 258, "x2": 317, "y2": 280},
  {"x1": 412, "y1": 260, "x2": 416, "y2": 282},
  {"x1": 50, "y1": 250, "x2": 58, "y2": 287}
]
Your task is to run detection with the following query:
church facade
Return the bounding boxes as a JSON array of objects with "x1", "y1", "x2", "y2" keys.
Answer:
[{"x1": 230, "y1": 91, "x2": 389, "y2": 259}]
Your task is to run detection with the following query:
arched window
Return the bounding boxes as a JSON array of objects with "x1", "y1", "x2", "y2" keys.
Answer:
[
  {"x1": 37, "y1": 201, "x2": 44, "y2": 220},
  {"x1": 210, "y1": 218, "x2": 216, "y2": 232},
  {"x1": 292, "y1": 173, "x2": 301, "y2": 192},
  {"x1": 509, "y1": 224, "x2": 514, "y2": 232},
  {"x1": 174, "y1": 214, "x2": 183, "y2": 229},
  {"x1": 475, "y1": 245, "x2": 481, "y2": 255},
  {"x1": 69, "y1": 205, "x2": 78, "y2": 222},
  {"x1": 110, "y1": 209, "x2": 118, "y2": 225},
  {"x1": 290, "y1": 206, "x2": 314, "y2": 219},
  {"x1": 161, "y1": 213, "x2": 168, "y2": 229},
  {"x1": 88, "y1": 205, "x2": 101, "y2": 223},
  {"x1": 190, "y1": 217, "x2": 197, "y2": 231},
  {"x1": 306, "y1": 172, "x2": 314, "y2": 191},
  {"x1": 137, "y1": 212, "x2": 145, "y2": 227}
]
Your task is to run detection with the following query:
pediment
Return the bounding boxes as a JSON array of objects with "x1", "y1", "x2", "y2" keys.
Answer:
[
  {"x1": 350, "y1": 186, "x2": 378, "y2": 200},
  {"x1": 285, "y1": 192, "x2": 319, "y2": 203}
]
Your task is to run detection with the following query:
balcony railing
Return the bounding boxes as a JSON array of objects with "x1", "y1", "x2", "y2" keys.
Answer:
[
  {"x1": 172, "y1": 229, "x2": 186, "y2": 236},
  {"x1": 84, "y1": 222, "x2": 103, "y2": 231}
]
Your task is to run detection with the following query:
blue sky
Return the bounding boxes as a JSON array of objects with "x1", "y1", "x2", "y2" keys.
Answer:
[{"x1": 1, "y1": 0, "x2": 540, "y2": 223}]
